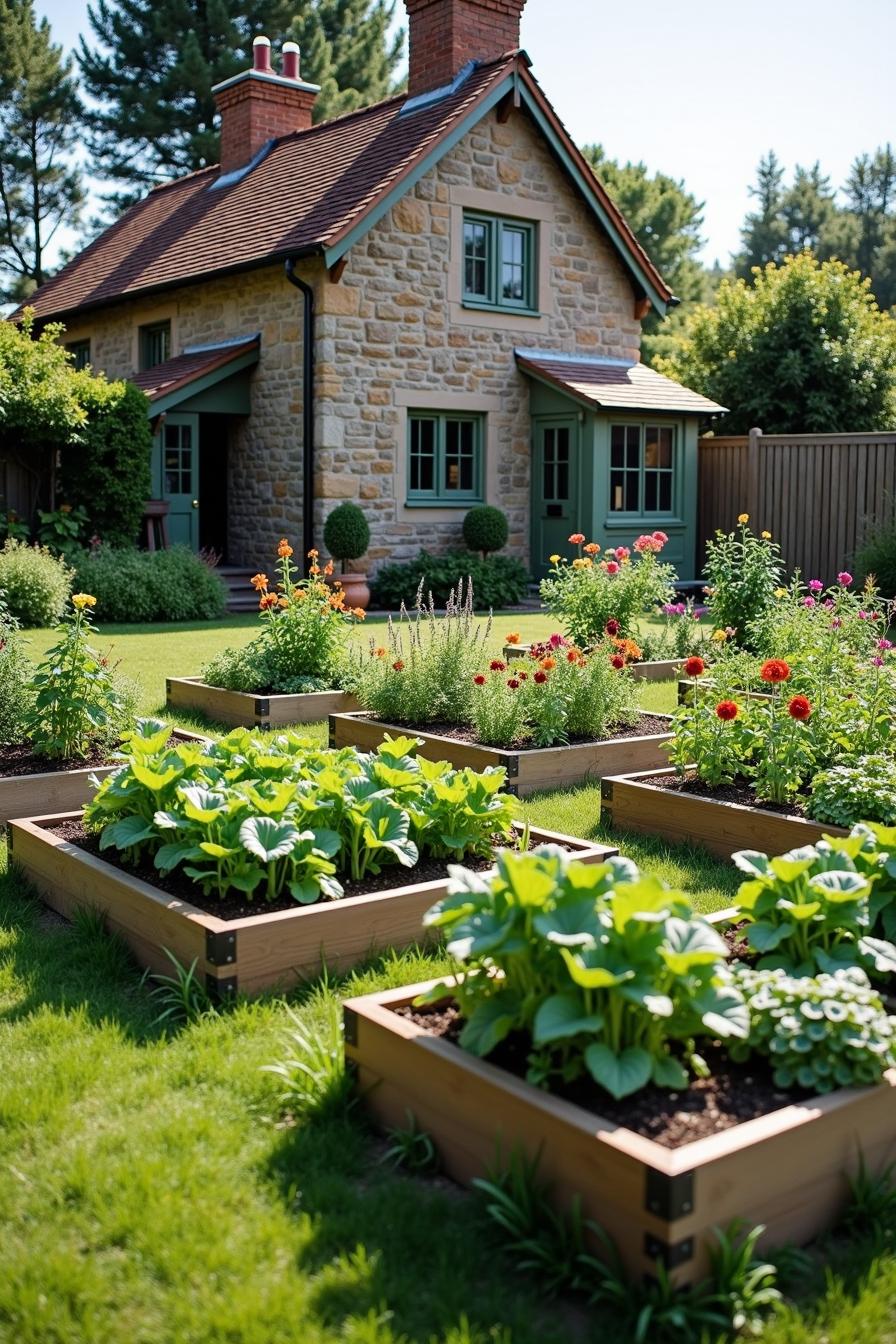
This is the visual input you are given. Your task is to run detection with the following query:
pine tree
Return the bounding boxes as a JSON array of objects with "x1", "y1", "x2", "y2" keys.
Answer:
[
  {"x1": 735, "y1": 151, "x2": 789, "y2": 277},
  {"x1": 0, "y1": 0, "x2": 84, "y2": 301},
  {"x1": 782, "y1": 162, "x2": 836, "y2": 253},
  {"x1": 77, "y1": 0, "x2": 404, "y2": 214}
]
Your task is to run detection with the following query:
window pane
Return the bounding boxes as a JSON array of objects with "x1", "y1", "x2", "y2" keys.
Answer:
[
  {"x1": 610, "y1": 426, "x2": 626, "y2": 468},
  {"x1": 501, "y1": 226, "x2": 527, "y2": 303},
  {"x1": 464, "y1": 220, "x2": 489, "y2": 298},
  {"x1": 444, "y1": 418, "x2": 476, "y2": 492},
  {"x1": 659, "y1": 474, "x2": 672, "y2": 511},
  {"x1": 644, "y1": 473, "x2": 657, "y2": 512},
  {"x1": 409, "y1": 417, "x2": 436, "y2": 492}
]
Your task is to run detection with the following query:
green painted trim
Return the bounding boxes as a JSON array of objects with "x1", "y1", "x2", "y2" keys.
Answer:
[
  {"x1": 519, "y1": 363, "x2": 594, "y2": 412},
  {"x1": 146, "y1": 348, "x2": 259, "y2": 416},
  {"x1": 462, "y1": 211, "x2": 537, "y2": 312}
]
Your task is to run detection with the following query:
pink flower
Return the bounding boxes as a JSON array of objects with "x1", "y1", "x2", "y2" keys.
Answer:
[
  {"x1": 634, "y1": 534, "x2": 662, "y2": 554},
  {"x1": 802, "y1": 597, "x2": 816, "y2": 608},
  {"x1": 549, "y1": 632, "x2": 564, "y2": 648},
  {"x1": 873, "y1": 656, "x2": 885, "y2": 667},
  {"x1": 808, "y1": 579, "x2": 824, "y2": 593},
  {"x1": 858, "y1": 611, "x2": 869, "y2": 620},
  {"x1": 615, "y1": 546, "x2": 631, "y2": 560},
  {"x1": 823, "y1": 598, "x2": 834, "y2": 609},
  {"x1": 878, "y1": 639, "x2": 893, "y2": 651},
  {"x1": 837, "y1": 571, "x2": 853, "y2": 586},
  {"x1": 652, "y1": 531, "x2": 668, "y2": 544},
  {"x1": 831, "y1": 618, "x2": 842, "y2": 630},
  {"x1": 605, "y1": 561, "x2": 619, "y2": 575}
]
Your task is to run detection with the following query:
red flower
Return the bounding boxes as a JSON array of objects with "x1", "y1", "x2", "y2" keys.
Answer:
[
  {"x1": 533, "y1": 670, "x2": 548, "y2": 684},
  {"x1": 605, "y1": 619, "x2": 620, "y2": 636},
  {"x1": 684, "y1": 656, "x2": 705, "y2": 678},
  {"x1": 393, "y1": 660, "x2": 405, "y2": 672},
  {"x1": 568, "y1": 532, "x2": 585, "y2": 545},
  {"x1": 507, "y1": 678, "x2": 520, "y2": 689},
  {"x1": 567, "y1": 649, "x2": 579, "y2": 662},
  {"x1": 652, "y1": 530, "x2": 668, "y2": 544},
  {"x1": 518, "y1": 671, "x2": 529, "y2": 681},
  {"x1": 760, "y1": 659, "x2": 791, "y2": 684},
  {"x1": 473, "y1": 674, "x2": 486, "y2": 686},
  {"x1": 490, "y1": 659, "x2": 506, "y2": 672},
  {"x1": 788, "y1": 695, "x2": 812, "y2": 720},
  {"x1": 605, "y1": 561, "x2": 620, "y2": 575},
  {"x1": 610, "y1": 654, "x2": 626, "y2": 669},
  {"x1": 715, "y1": 700, "x2": 739, "y2": 721}
]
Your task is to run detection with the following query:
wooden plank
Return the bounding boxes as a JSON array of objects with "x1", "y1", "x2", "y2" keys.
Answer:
[
  {"x1": 0, "y1": 764, "x2": 118, "y2": 828},
  {"x1": 166, "y1": 677, "x2": 357, "y2": 728},
  {"x1": 601, "y1": 769, "x2": 847, "y2": 860}
]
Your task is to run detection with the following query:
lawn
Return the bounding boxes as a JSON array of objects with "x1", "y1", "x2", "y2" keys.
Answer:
[{"x1": 1, "y1": 617, "x2": 894, "y2": 1342}]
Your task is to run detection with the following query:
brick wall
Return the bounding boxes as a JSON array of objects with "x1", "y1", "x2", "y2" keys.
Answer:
[
  {"x1": 216, "y1": 78, "x2": 317, "y2": 174},
  {"x1": 406, "y1": 0, "x2": 527, "y2": 95}
]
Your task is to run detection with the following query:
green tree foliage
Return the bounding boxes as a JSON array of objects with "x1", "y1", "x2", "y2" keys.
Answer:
[
  {"x1": 582, "y1": 145, "x2": 715, "y2": 364},
  {"x1": 0, "y1": 0, "x2": 84, "y2": 301},
  {"x1": 76, "y1": 0, "x2": 403, "y2": 213},
  {"x1": 59, "y1": 380, "x2": 151, "y2": 548},
  {"x1": 657, "y1": 252, "x2": 896, "y2": 434},
  {"x1": 735, "y1": 151, "x2": 789, "y2": 277},
  {"x1": 0, "y1": 311, "x2": 86, "y2": 445}
]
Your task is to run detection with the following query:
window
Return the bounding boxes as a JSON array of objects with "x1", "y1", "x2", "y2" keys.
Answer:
[
  {"x1": 609, "y1": 423, "x2": 676, "y2": 514},
  {"x1": 462, "y1": 212, "x2": 536, "y2": 312},
  {"x1": 139, "y1": 320, "x2": 171, "y2": 370},
  {"x1": 66, "y1": 339, "x2": 91, "y2": 370},
  {"x1": 407, "y1": 412, "x2": 483, "y2": 505}
]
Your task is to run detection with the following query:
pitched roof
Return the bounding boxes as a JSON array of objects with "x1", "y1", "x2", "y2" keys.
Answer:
[
  {"x1": 131, "y1": 336, "x2": 260, "y2": 402},
  {"x1": 515, "y1": 350, "x2": 727, "y2": 415},
  {"x1": 20, "y1": 52, "x2": 672, "y2": 325}
]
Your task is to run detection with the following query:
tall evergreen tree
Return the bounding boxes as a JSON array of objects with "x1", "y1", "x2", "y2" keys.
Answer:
[
  {"x1": 77, "y1": 0, "x2": 404, "y2": 214},
  {"x1": 0, "y1": 0, "x2": 84, "y2": 302},
  {"x1": 735, "y1": 151, "x2": 789, "y2": 277},
  {"x1": 782, "y1": 162, "x2": 836, "y2": 254}
]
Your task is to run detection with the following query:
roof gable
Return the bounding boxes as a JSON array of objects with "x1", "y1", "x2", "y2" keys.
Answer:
[
  {"x1": 20, "y1": 53, "x2": 671, "y2": 324},
  {"x1": 516, "y1": 350, "x2": 727, "y2": 415}
]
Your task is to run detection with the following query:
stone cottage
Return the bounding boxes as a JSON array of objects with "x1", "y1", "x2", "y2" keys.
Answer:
[{"x1": 18, "y1": 0, "x2": 722, "y2": 580}]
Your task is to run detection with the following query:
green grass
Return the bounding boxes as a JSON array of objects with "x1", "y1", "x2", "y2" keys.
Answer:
[{"x1": 2, "y1": 617, "x2": 894, "y2": 1341}]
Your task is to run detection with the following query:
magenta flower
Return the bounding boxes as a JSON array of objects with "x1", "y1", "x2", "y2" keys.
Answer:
[
  {"x1": 831, "y1": 618, "x2": 842, "y2": 629},
  {"x1": 878, "y1": 639, "x2": 893, "y2": 651},
  {"x1": 837, "y1": 571, "x2": 853, "y2": 586},
  {"x1": 872, "y1": 656, "x2": 885, "y2": 667},
  {"x1": 802, "y1": 596, "x2": 816, "y2": 608},
  {"x1": 823, "y1": 598, "x2": 834, "y2": 609},
  {"x1": 808, "y1": 579, "x2": 824, "y2": 593}
]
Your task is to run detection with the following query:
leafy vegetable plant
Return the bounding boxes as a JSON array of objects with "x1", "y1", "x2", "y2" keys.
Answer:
[
  {"x1": 809, "y1": 755, "x2": 896, "y2": 828},
  {"x1": 732, "y1": 841, "x2": 896, "y2": 979},
  {"x1": 420, "y1": 848, "x2": 748, "y2": 1099},
  {"x1": 85, "y1": 720, "x2": 517, "y2": 906}
]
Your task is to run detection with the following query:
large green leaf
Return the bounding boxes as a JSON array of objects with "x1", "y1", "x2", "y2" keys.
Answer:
[
  {"x1": 459, "y1": 994, "x2": 519, "y2": 1056},
  {"x1": 777, "y1": 899, "x2": 821, "y2": 922},
  {"x1": 745, "y1": 920, "x2": 794, "y2": 953},
  {"x1": 584, "y1": 1043, "x2": 653, "y2": 1099},
  {"x1": 99, "y1": 815, "x2": 157, "y2": 851},
  {"x1": 560, "y1": 947, "x2": 634, "y2": 990},
  {"x1": 446, "y1": 910, "x2": 521, "y2": 961},
  {"x1": 857, "y1": 936, "x2": 896, "y2": 973},
  {"x1": 131, "y1": 763, "x2": 180, "y2": 793},
  {"x1": 732, "y1": 850, "x2": 774, "y2": 877},
  {"x1": 154, "y1": 842, "x2": 204, "y2": 873},
  {"x1": 808, "y1": 870, "x2": 870, "y2": 902},
  {"x1": 362, "y1": 798, "x2": 418, "y2": 867},
  {"x1": 533, "y1": 897, "x2": 602, "y2": 947},
  {"x1": 239, "y1": 817, "x2": 300, "y2": 863},
  {"x1": 497, "y1": 852, "x2": 563, "y2": 908},
  {"x1": 692, "y1": 984, "x2": 750, "y2": 1039},
  {"x1": 660, "y1": 916, "x2": 727, "y2": 975},
  {"x1": 532, "y1": 993, "x2": 604, "y2": 1044},
  {"x1": 179, "y1": 786, "x2": 227, "y2": 824},
  {"x1": 651, "y1": 1054, "x2": 689, "y2": 1089}
]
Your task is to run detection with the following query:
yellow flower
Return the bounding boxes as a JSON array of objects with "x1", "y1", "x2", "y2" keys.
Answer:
[
  {"x1": 549, "y1": 554, "x2": 561, "y2": 565},
  {"x1": 711, "y1": 628, "x2": 727, "y2": 642},
  {"x1": 761, "y1": 531, "x2": 772, "y2": 540},
  {"x1": 737, "y1": 513, "x2": 750, "y2": 524},
  {"x1": 71, "y1": 593, "x2": 97, "y2": 609},
  {"x1": 572, "y1": 557, "x2": 587, "y2": 569},
  {"x1": 774, "y1": 587, "x2": 788, "y2": 599}
]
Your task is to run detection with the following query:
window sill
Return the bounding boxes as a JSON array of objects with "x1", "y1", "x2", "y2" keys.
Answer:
[
  {"x1": 405, "y1": 499, "x2": 483, "y2": 509},
  {"x1": 603, "y1": 516, "x2": 685, "y2": 529},
  {"x1": 461, "y1": 299, "x2": 541, "y2": 319}
]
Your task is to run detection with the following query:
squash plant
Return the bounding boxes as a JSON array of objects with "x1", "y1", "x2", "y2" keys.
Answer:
[
  {"x1": 85, "y1": 720, "x2": 516, "y2": 904},
  {"x1": 420, "y1": 848, "x2": 748, "y2": 1099},
  {"x1": 732, "y1": 841, "x2": 896, "y2": 979}
]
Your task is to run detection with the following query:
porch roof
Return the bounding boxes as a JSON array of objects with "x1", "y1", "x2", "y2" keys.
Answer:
[
  {"x1": 515, "y1": 350, "x2": 727, "y2": 416},
  {"x1": 132, "y1": 335, "x2": 260, "y2": 414}
]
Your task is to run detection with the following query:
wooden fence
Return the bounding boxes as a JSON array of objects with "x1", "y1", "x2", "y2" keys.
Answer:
[{"x1": 698, "y1": 428, "x2": 896, "y2": 578}]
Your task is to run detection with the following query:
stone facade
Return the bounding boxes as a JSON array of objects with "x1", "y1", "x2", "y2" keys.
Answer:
[{"x1": 63, "y1": 101, "x2": 643, "y2": 571}]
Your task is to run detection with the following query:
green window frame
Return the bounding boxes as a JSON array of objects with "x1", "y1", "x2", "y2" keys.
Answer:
[
  {"x1": 66, "y1": 339, "x2": 91, "y2": 370},
  {"x1": 139, "y1": 320, "x2": 171, "y2": 370},
  {"x1": 462, "y1": 212, "x2": 537, "y2": 313},
  {"x1": 609, "y1": 422, "x2": 676, "y2": 515},
  {"x1": 407, "y1": 411, "x2": 484, "y2": 506}
]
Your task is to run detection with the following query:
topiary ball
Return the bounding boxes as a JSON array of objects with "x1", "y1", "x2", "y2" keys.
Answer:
[
  {"x1": 323, "y1": 501, "x2": 370, "y2": 566},
  {"x1": 463, "y1": 505, "x2": 508, "y2": 558}
]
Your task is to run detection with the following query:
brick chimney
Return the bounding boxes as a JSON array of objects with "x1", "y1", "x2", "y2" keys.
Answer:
[
  {"x1": 213, "y1": 37, "x2": 320, "y2": 176},
  {"x1": 405, "y1": 0, "x2": 526, "y2": 98}
]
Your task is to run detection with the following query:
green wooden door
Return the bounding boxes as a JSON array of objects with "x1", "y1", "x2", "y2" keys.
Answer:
[
  {"x1": 532, "y1": 418, "x2": 579, "y2": 578},
  {"x1": 154, "y1": 414, "x2": 199, "y2": 549}
]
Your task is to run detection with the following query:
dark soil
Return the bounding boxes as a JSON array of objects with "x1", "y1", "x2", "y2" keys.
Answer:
[
  {"x1": 0, "y1": 742, "x2": 113, "y2": 779},
  {"x1": 45, "y1": 819, "x2": 546, "y2": 922},
  {"x1": 396, "y1": 1002, "x2": 808, "y2": 1150},
  {"x1": 359, "y1": 712, "x2": 671, "y2": 752},
  {"x1": 647, "y1": 770, "x2": 809, "y2": 818},
  {"x1": 723, "y1": 920, "x2": 753, "y2": 961}
]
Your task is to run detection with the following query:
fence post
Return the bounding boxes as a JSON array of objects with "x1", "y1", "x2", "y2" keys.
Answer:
[{"x1": 747, "y1": 426, "x2": 762, "y2": 521}]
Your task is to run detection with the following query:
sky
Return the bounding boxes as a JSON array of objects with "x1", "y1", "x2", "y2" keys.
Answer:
[{"x1": 39, "y1": 0, "x2": 896, "y2": 268}]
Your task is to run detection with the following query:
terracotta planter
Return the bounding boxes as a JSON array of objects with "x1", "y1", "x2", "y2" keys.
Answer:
[
  {"x1": 0, "y1": 729, "x2": 208, "y2": 829},
  {"x1": 601, "y1": 767, "x2": 847, "y2": 860},
  {"x1": 344, "y1": 977, "x2": 896, "y2": 1285},
  {"x1": 330, "y1": 711, "x2": 673, "y2": 797},
  {"x1": 166, "y1": 677, "x2": 358, "y2": 728},
  {"x1": 331, "y1": 570, "x2": 371, "y2": 612},
  {"x1": 9, "y1": 816, "x2": 615, "y2": 998}
]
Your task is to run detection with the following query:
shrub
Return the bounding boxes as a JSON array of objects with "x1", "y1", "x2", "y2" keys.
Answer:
[
  {"x1": 540, "y1": 532, "x2": 676, "y2": 647},
  {"x1": 372, "y1": 549, "x2": 529, "y2": 610},
  {"x1": 58, "y1": 379, "x2": 152, "y2": 548},
  {"x1": 0, "y1": 599, "x2": 33, "y2": 744},
  {"x1": 854, "y1": 511, "x2": 896, "y2": 598},
  {"x1": 809, "y1": 755, "x2": 896, "y2": 828},
  {"x1": 202, "y1": 540, "x2": 359, "y2": 693},
  {"x1": 85, "y1": 721, "x2": 517, "y2": 902},
  {"x1": 703, "y1": 518, "x2": 784, "y2": 650},
  {"x1": 69, "y1": 545, "x2": 227, "y2": 623},
  {"x1": 748, "y1": 570, "x2": 890, "y2": 662},
  {"x1": 463, "y1": 505, "x2": 508, "y2": 557},
  {"x1": 420, "y1": 848, "x2": 748, "y2": 1098},
  {"x1": 323, "y1": 502, "x2": 370, "y2": 569},
  {"x1": 0, "y1": 539, "x2": 73, "y2": 626}
]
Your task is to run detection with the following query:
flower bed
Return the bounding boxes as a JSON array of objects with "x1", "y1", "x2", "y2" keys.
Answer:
[
  {"x1": 344, "y1": 848, "x2": 896, "y2": 1284},
  {"x1": 165, "y1": 677, "x2": 357, "y2": 728},
  {"x1": 330, "y1": 711, "x2": 672, "y2": 796},
  {"x1": 506, "y1": 644, "x2": 682, "y2": 682}
]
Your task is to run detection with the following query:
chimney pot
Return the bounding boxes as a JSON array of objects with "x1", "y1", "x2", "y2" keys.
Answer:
[
  {"x1": 281, "y1": 41, "x2": 300, "y2": 81},
  {"x1": 252, "y1": 35, "x2": 272, "y2": 72}
]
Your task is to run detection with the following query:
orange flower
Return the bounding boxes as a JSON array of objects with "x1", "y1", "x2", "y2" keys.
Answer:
[
  {"x1": 324, "y1": 560, "x2": 334, "y2": 576},
  {"x1": 278, "y1": 596, "x2": 289, "y2": 608},
  {"x1": 583, "y1": 542, "x2": 600, "y2": 555},
  {"x1": 307, "y1": 548, "x2": 319, "y2": 558},
  {"x1": 251, "y1": 573, "x2": 268, "y2": 591},
  {"x1": 568, "y1": 532, "x2": 585, "y2": 545},
  {"x1": 353, "y1": 607, "x2": 366, "y2": 619},
  {"x1": 506, "y1": 632, "x2": 521, "y2": 645},
  {"x1": 259, "y1": 593, "x2": 279, "y2": 610},
  {"x1": 277, "y1": 539, "x2": 293, "y2": 558},
  {"x1": 540, "y1": 656, "x2": 557, "y2": 670},
  {"x1": 375, "y1": 646, "x2": 387, "y2": 658}
]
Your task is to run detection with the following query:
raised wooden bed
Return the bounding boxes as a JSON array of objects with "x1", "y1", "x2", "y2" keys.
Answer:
[
  {"x1": 8, "y1": 817, "x2": 615, "y2": 998},
  {"x1": 329, "y1": 712, "x2": 672, "y2": 797},
  {"x1": 503, "y1": 644, "x2": 681, "y2": 682},
  {"x1": 601, "y1": 767, "x2": 847, "y2": 860},
  {"x1": 677, "y1": 678, "x2": 771, "y2": 705},
  {"x1": 165, "y1": 676, "x2": 359, "y2": 728},
  {"x1": 344, "y1": 977, "x2": 896, "y2": 1284},
  {"x1": 0, "y1": 729, "x2": 208, "y2": 829}
]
